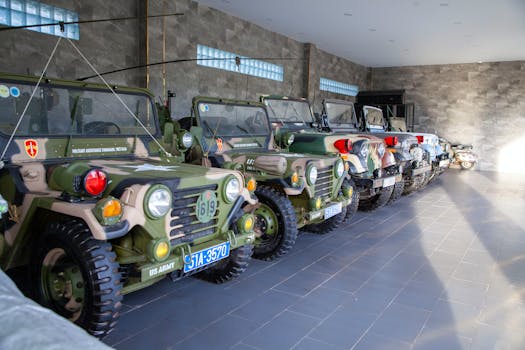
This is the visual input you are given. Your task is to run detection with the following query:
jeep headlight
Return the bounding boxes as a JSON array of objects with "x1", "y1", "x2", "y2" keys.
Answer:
[
  {"x1": 145, "y1": 185, "x2": 172, "y2": 219},
  {"x1": 179, "y1": 132, "x2": 193, "y2": 149},
  {"x1": 306, "y1": 165, "x2": 318, "y2": 185},
  {"x1": 358, "y1": 143, "x2": 369, "y2": 159},
  {"x1": 286, "y1": 133, "x2": 294, "y2": 146},
  {"x1": 334, "y1": 159, "x2": 345, "y2": 178},
  {"x1": 224, "y1": 177, "x2": 240, "y2": 203},
  {"x1": 377, "y1": 143, "x2": 386, "y2": 158}
]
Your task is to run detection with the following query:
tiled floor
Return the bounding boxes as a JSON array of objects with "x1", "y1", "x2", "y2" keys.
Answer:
[{"x1": 103, "y1": 170, "x2": 525, "y2": 350}]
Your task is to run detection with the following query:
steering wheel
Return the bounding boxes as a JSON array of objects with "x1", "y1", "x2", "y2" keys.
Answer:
[{"x1": 84, "y1": 121, "x2": 121, "y2": 135}]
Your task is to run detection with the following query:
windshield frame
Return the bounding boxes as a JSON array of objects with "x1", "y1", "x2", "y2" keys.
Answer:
[
  {"x1": 194, "y1": 100, "x2": 272, "y2": 139},
  {"x1": 363, "y1": 105, "x2": 387, "y2": 131},
  {"x1": 263, "y1": 97, "x2": 316, "y2": 125},
  {"x1": 0, "y1": 77, "x2": 160, "y2": 138},
  {"x1": 322, "y1": 99, "x2": 359, "y2": 130}
]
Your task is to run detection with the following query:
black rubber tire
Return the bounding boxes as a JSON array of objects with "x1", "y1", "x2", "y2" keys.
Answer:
[
  {"x1": 403, "y1": 173, "x2": 424, "y2": 195},
  {"x1": 388, "y1": 180, "x2": 405, "y2": 204},
  {"x1": 342, "y1": 179, "x2": 360, "y2": 224},
  {"x1": 418, "y1": 171, "x2": 432, "y2": 189},
  {"x1": 301, "y1": 205, "x2": 347, "y2": 234},
  {"x1": 30, "y1": 220, "x2": 122, "y2": 338},
  {"x1": 197, "y1": 244, "x2": 253, "y2": 284},
  {"x1": 461, "y1": 161, "x2": 474, "y2": 170},
  {"x1": 252, "y1": 185, "x2": 298, "y2": 261},
  {"x1": 359, "y1": 185, "x2": 395, "y2": 211}
]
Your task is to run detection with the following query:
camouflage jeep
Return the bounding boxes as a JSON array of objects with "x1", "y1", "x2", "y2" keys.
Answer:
[
  {"x1": 261, "y1": 95, "x2": 398, "y2": 212},
  {"x1": 179, "y1": 97, "x2": 352, "y2": 261},
  {"x1": 357, "y1": 105, "x2": 432, "y2": 194},
  {"x1": 0, "y1": 73, "x2": 256, "y2": 337},
  {"x1": 387, "y1": 115, "x2": 450, "y2": 182}
]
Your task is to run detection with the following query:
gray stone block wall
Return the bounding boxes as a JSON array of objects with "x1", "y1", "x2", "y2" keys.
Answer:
[
  {"x1": 307, "y1": 45, "x2": 370, "y2": 114},
  {"x1": 146, "y1": 0, "x2": 306, "y2": 119},
  {"x1": 371, "y1": 62, "x2": 525, "y2": 171},
  {"x1": 0, "y1": 0, "x2": 144, "y2": 87}
]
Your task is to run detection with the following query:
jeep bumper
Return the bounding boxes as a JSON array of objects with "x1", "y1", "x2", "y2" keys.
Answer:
[{"x1": 410, "y1": 164, "x2": 432, "y2": 176}]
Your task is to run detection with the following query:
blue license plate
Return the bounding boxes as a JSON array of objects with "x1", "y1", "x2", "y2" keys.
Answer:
[
  {"x1": 324, "y1": 203, "x2": 342, "y2": 219},
  {"x1": 184, "y1": 242, "x2": 230, "y2": 273}
]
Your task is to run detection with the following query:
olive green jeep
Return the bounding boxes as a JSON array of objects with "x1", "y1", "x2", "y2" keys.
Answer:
[
  {"x1": 178, "y1": 97, "x2": 353, "y2": 261},
  {"x1": 0, "y1": 73, "x2": 256, "y2": 337}
]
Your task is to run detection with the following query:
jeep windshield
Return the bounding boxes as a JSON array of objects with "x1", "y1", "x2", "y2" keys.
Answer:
[
  {"x1": 324, "y1": 102, "x2": 358, "y2": 129},
  {"x1": 364, "y1": 107, "x2": 386, "y2": 131},
  {"x1": 0, "y1": 80, "x2": 157, "y2": 137},
  {"x1": 389, "y1": 117, "x2": 407, "y2": 132},
  {"x1": 264, "y1": 99, "x2": 315, "y2": 126},
  {"x1": 196, "y1": 102, "x2": 270, "y2": 138}
]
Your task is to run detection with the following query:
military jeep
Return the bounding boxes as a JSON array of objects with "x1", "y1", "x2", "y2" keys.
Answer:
[
  {"x1": 387, "y1": 115, "x2": 450, "y2": 182},
  {"x1": 357, "y1": 105, "x2": 432, "y2": 194},
  {"x1": 179, "y1": 97, "x2": 352, "y2": 260},
  {"x1": 261, "y1": 95, "x2": 398, "y2": 212},
  {"x1": 0, "y1": 73, "x2": 256, "y2": 337}
]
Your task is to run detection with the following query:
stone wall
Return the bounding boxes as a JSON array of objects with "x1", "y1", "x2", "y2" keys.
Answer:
[
  {"x1": 306, "y1": 45, "x2": 370, "y2": 114},
  {"x1": 0, "y1": 0, "x2": 144, "y2": 87},
  {"x1": 371, "y1": 62, "x2": 525, "y2": 171}
]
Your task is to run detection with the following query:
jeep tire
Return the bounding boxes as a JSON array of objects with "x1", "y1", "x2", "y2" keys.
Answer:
[
  {"x1": 388, "y1": 180, "x2": 405, "y2": 204},
  {"x1": 30, "y1": 219, "x2": 122, "y2": 338},
  {"x1": 342, "y1": 179, "x2": 359, "y2": 224},
  {"x1": 359, "y1": 185, "x2": 394, "y2": 211},
  {"x1": 252, "y1": 185, "x2": 297, "y2": 261},
  {"x1": 198, "y1": 244, "x2": 254, "y2": 283}
]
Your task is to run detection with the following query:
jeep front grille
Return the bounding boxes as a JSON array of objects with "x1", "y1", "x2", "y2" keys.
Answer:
[
  {"x1": 169, "y1": 184, "x2": 220, "y2": 245},
  {"x1": 315, "y1": 166, "x2": 334, "y2": 199}
]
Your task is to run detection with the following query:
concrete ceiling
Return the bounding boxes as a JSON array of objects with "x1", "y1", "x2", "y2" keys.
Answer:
[{"x1": 195, "y1": 0, "x2": 525, "y2": 67}]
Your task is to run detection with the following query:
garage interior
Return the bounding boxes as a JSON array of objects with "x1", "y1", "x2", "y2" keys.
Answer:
[{"x1": 0, "y1": 0, "x2": 524, "y2": 349}]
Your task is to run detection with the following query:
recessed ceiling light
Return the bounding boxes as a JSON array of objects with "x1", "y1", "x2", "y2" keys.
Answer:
[
  {"x1": 388, "y1": 39, "x2": 395, "y2": 43},
  {"x1": 403, "y1": 48, "x2": 409, "y2": 52},
  {"x1": 369, "y1": 28, "x2": 377, "y2": 32},
  {"x1": 453, "y1": 21, "x2": 462, "y2": 25},
  {"x1": 478, "y1": 61, "x2": 483, "y2": 63},
  {"x1": 440, "y1": 3, "x2": 449, "y2": 6},
  {"x1": 344, "y1": 12, "x2": 353, "y2": 16}
]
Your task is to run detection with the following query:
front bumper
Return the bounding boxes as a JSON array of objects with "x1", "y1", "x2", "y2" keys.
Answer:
[
  {"x1": 305, "y1": 197, "x2": 352, "y2": 224},
  {"x1": 121, "y1": 229, "x2": 254, "y2": 294},
  {"x1": 409, "y1": 164, "x2": 432, "y2": 176}
]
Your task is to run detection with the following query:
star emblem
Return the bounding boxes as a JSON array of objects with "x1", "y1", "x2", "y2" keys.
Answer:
[{"x1": 122, "y1": 163, "x2": 179, "y2": 172}]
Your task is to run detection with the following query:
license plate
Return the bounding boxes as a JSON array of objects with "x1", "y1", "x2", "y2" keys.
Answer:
[
  {"x1": 383, "y1": 176, "x2": 396, "y2": 187},
  {"x1": 324, "y1": 203, "x2": 342, "y2": 219},
  {"x1": 183, "y1": 242, "x2": 230, "y2": 273},
  {"x1": 439, "y1": 159, "x2": 450, "y2": 167}
]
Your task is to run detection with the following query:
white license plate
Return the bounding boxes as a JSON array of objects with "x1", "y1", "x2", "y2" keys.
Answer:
[
  {"x1": 183, "y1": 242, "x2": 230, "y2": 273},
  {"x1": 439, "y1": 159, "x2": 450, "y2": 167},
  {"x1": 383, "y1": 176, "x2": 396, "y2": 187},
  {"x1": 324, "y1": 203, "x2": 342, "y2": 219}
]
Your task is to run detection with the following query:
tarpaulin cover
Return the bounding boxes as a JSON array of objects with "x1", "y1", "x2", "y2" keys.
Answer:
[{"x1": 0, "y1": 269, "x2": 111, "y2": 350}]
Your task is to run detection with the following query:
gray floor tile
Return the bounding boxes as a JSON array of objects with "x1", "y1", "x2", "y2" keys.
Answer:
[
  {"x1": 288, "y1": 286, "x2": 354, "y2": 319},
  {"x1": 353, "y1": 332, "x2": 412, "y2": 350},
  {"x1": 369, "y1": 303, "x2": 430, "y2": 342},
  {"x1": 174, "y1": 315, "x2": 260, "y2": 350},
  {"x1": 231, "y1": 289, "x2": 299, "y2": 324},
  {"x1": 291, "y1": 337, "x2": 345, "y2": 350},
  {"x1": 242, "y1": 311, "x2": 319, "y2": 349},
  {"x1": 273, "y1": 270, "x2": 331, "y2": 296}
]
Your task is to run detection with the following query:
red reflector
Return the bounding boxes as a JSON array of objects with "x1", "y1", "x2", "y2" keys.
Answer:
[
  {"x1": 416, "y1": 135, "x2": 424, "y2": 144},
  {"x1": 334, "y1": 139, "x2": 350, "y2": 153},
  {"x1": 84, "y1": 169, "x2": 107, "y2": 196},
  {"x1": 384, "y1": 136, "x2": 398, "y2": 147}
]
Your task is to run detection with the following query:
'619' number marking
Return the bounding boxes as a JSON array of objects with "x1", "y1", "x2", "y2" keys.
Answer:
[{"x1": 195, "y1": 190, "x2": 218, "y2": 223}]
